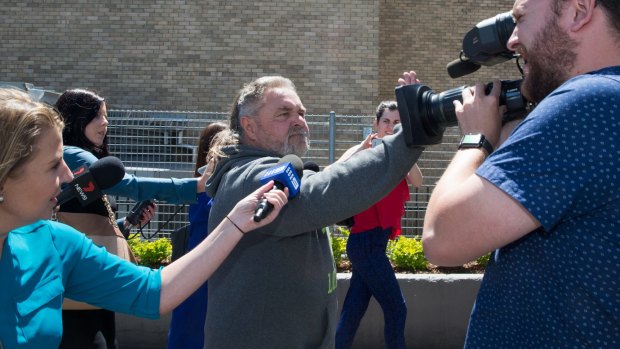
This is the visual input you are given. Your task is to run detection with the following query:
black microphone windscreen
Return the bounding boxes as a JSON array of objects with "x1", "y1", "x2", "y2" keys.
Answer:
[
  {"x1": 89, "y1": 156, "x2": 126, "y2": 190},
  {"x1": 446, "y1": 58, "x2": 482, "y2": 79},
  {"x1": 303, "y1": 161, "x2": 320, "y2": 172},
  {"x1": 280, "y1": 154, "x2": 304, "y2": 179}
]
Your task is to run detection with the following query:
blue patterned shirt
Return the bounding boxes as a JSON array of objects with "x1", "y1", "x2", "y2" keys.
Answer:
[{"x1": 467, "y1": 66, "x2": 620, "y2": 348}]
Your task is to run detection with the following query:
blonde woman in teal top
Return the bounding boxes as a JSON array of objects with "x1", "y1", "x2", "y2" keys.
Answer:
[
  {"x1": 1, "y1": 220, "x2": 162, "y2": 348},
  {"x1": 0, "y1": 88, "x2": 289, "y2": 349}
]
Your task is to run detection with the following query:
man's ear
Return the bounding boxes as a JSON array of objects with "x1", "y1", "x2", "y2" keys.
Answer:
[
  {"x1": 569, "y1": 0, "x2": 595, "y2": 32},
  {"x1": 240, "y1": 116, "x2": 257, "y2": 141}
]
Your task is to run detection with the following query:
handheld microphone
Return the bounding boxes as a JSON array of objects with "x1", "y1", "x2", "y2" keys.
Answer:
[
  {"x1": 126, "y1": 200, "x2": 155, "y2": 227},
  {"x1": 122, "y1": 199, "x2": 155, "y2": 238},
  {"x1": 253, "y1": 154, "x2": 303, "y2": 222},
  {"x1": 56, "y1": 156, "x2": 126, "y2": 207}
]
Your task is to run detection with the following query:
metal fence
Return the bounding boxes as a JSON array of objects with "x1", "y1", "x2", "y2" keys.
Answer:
[{"x1": 108, "y1": 110, "x2": 460, "y2": 239}]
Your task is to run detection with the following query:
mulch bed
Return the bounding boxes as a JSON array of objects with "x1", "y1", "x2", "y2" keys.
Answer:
[{"x1": 336, "y1": 260, "x2": 486, "y2": 274}]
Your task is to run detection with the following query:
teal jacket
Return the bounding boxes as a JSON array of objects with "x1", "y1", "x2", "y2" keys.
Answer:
[
  {"x1": 63, "y1": 145, "x2": 198, "y2": 203},
  {"x1": 63, "y1": 145, "x2": 199, "y2": 229},
  {"x1": 0, "y1": 220, "x2": 161, "y2": 349}
]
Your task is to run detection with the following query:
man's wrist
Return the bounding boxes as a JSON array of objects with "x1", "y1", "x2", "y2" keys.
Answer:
[{"x1": 457, "y1": 134, "x2": 494, "y2": 156}]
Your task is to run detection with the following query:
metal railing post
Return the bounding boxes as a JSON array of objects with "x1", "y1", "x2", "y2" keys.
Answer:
[{"x1": 329, "y1": 111, "x2": 336, "y2": 164}]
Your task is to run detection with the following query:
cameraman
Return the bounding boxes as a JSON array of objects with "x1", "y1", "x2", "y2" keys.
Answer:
[{"x1": 406, "y1": 0, "x2": 620, "y2": 347}]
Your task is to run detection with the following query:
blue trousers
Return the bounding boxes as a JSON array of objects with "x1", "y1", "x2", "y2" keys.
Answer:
[
  {"x1": 167, "y1": 195, "x2": 211, "y2": 349},
  {"x1": 335, "y1": 227, "x2": 407, "y2": 349}
]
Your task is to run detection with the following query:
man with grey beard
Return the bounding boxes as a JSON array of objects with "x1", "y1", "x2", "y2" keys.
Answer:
[
  {"x1": 416, "y1": 0, "x2": 620, "y2": 347},
  {"x1": 203, "y1": 76, "x2": 423, "y2": 348}
]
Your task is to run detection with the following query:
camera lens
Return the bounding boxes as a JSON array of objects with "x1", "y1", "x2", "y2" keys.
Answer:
[
  {"x1": 395, "y1": 80, "x2": 528, "y2": 147},
  {"x1": 423, "y1": 86, "x2": 463, "y2": 134},
  {"x1": 421, "y1": 80, "x2": 527, "y2": 129}
]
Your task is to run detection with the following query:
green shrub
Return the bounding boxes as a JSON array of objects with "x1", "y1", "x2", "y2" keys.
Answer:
[
  {"x1": 476, "y1": 252, "x2": 491, "y2": 267},
  {"x1": 128, "y1": 237, "x2": 172, "y2": 268},
  {"x1": 387, "y1": 236, "x2": 428, "y2": 272},
  {"x1": 330, "y1": 226, "x2": 349, "y2": 265},
  {"x1": 125, "y1": 228, "x2": 487, "y2": 273}
]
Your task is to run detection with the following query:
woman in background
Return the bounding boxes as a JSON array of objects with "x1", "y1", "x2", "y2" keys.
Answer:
[
  {"x1": 168, "y1": 121, "x2": 227, "y2": 349},
  {"x1": 0, "y1": 88, "x2": 289, "y2": 349},
  {"x1": 54, "y1": 89, "x2": 210, "y2": 349},
  {"x1": 335, "y1": 101, "x2": 422, "y2": 349}
]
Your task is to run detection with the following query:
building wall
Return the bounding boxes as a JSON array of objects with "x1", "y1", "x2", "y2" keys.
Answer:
[{"x1": 2, "y1": 0, "x2": 518, "y2": 115}]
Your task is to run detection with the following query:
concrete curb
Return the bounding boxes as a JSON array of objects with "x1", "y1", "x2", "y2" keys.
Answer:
[{"x1": 117, "y1": 273, "x2": 483, "y2": 349}]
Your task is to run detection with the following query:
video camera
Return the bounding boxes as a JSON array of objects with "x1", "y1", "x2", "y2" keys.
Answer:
[
  {"x1": 396, "y1": 11, "x2": 529, "y2": 147},
  {"x1": 446, "y1": 11, "x2": 518, "y2": 79}
]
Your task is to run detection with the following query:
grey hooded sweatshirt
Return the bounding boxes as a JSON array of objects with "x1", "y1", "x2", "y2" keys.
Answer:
[{"x1": 204, "y1": 126, "x2": 423, "y2": 349}]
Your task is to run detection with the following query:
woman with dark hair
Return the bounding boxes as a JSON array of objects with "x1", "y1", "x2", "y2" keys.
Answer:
[
  {"x1": 54, "y1": 88, "x2": 210, "y2": 349},
  {"x1": 0, "y1": 88, "x2": 289, "y2": 349},
  {"x1": 334, "y1": 101, "x2": 423, "y2": 349},
  {"x1": 56, "y1": 88, "x2": 110, "y2": 158},
  {"x1": 168, "y1": 121, "x2": 227, "y2": 349}
]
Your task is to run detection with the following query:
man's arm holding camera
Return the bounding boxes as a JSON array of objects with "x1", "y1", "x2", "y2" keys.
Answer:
[{"x1": 422, "y1": 80, "x2": 540, "y2": 266}]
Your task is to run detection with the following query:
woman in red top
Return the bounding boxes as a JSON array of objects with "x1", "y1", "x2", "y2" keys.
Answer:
[{"x1": 335, "y1": 101, "x2": 422, "y2": 349}]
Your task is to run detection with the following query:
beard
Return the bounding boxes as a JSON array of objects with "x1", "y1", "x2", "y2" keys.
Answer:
[
  {"x1": 521, "y1": 14, "x2": 578, "y2": 104},
  {"x1": 281, "y1": 126, "x2": 310, "y2": 157}
]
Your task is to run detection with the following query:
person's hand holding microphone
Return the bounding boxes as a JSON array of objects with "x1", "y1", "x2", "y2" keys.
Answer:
[{"x1": 253, "y1": 155, "x2": 303, "y2": 222}]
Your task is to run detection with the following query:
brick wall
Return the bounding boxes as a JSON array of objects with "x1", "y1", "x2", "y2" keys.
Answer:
[
  {"x1": 379, "y1": 0, "x2": 520, "y2": 100},
  {"x1": 1, "y1": 0, "x2": 517, "y2": 115}
]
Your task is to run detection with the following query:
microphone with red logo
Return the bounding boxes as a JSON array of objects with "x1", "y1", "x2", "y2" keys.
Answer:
[
  {"x1": 253, "y1": 154, "x2": 304, "y2": 222},
  {"x1": 56, "y1": 156, "x2": 126, "y2": 207}
]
